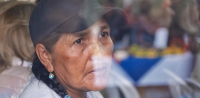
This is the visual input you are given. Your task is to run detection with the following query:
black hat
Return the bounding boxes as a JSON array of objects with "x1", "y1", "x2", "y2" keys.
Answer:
[{"x1": 29, "y1": 0, "x2": 126, "y2": 47}]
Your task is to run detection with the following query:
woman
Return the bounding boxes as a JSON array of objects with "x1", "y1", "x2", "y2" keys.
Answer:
[
  {"x1": 19, "y1": 0, "x2": 126, "y2": 98},
  {"x1": 0, "y1": 1, "x2": 35, "y2": 98}
]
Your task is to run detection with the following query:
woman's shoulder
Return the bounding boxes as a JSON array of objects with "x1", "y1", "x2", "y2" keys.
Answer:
[
  {"x1": 19, "y1": 76, "x2": 60, "y2": 98},
  {"x1": 19, "y1": 76, "x2": 104, "y2": 98}
]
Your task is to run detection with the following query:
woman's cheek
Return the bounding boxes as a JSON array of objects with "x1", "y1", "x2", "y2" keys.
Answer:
[
  {"x1": 100, "y1": 37, "x2": 113, "y2": 50},
  {"x1": 71, "y1": 43, "x2": 86, "y2": 54},
  {"x1": 105, "y1": 41, "x2": 114, "y2": 54}
]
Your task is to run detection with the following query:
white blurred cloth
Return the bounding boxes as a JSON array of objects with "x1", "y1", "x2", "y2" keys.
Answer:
[
  {"x1": 19, "y1": 76, "x2": 103, "y2": 98},
  {"x1": 105, "y1": 61, "x2": 140, "y2": 98},
  {"x1": 153, "y1": 28, "x2": 169, "y2": 49},
  {"x1": 0, "y1": 57, "x2": 32, "y2": 98},
  {"x1": 138, "y1": 52, "x2": 193, "y2": 86}
]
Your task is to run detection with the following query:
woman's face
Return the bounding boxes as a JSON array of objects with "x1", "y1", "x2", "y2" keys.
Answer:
[{"x1": 51, "y1": 19, "x2": 113, "y2": 92}]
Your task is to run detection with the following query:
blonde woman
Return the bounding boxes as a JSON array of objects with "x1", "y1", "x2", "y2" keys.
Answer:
[{"x1": 0, "y1": 1, "x2": 35, "y2": 98}]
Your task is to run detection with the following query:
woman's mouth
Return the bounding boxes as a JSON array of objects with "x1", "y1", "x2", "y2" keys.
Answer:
[
  {"x1": 86, "y1": 55, "x2": 112, "y2": 76},
  {"x1": 87, "y1": 65, "x2": 107, "y2": 75},
  {"x1": 90, "y1": 66, "x2": 106, "y2": 73}
]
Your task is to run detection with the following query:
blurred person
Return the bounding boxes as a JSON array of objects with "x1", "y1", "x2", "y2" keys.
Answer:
[
  {"x1": 171, "y1": 0, "x2": 199, "y2": 36},
  {"x1": 169, "y1": 0, "x2": 199, "y2": 53},
  {"x1": 188, "y1": 0, "x2": 200, "y2": 88},
  {"x1": 19, "y1": 0, "x2": 128, "y2": 98},
  {"x1": 168, "y1": 0, "x2": 199, "y2": 84},
  {"x1": 130, "y1": 0, "x2": 174, "y2": 48},
  {"x1": 0, "y1": 1, "x2": 35, "y2": 98},
  {"x1": 162, "y1": 0, "x2": 200, "y2": 97}
]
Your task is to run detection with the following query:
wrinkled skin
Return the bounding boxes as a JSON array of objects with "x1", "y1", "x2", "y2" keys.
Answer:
[{"x1": 51, "y1": 19, "x2": 113, "y2": 98}]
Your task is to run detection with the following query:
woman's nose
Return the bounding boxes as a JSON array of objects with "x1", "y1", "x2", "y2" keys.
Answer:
[{"x1": 90, "y1": 40, "x2": 104, "y2": 56}]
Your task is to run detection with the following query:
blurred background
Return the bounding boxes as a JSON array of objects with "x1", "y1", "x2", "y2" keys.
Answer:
[{"x1": 1, "y1": 0, "x2": 200, "y2": 98}]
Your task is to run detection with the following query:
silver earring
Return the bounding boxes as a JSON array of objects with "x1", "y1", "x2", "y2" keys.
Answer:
[{"x1": 49, "y1": 73, "x2": 54, "y2": 79}]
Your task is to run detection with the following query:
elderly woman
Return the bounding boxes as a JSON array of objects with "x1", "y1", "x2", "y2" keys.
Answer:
[{"x1": 19, "y1": 0, "x2": 126, "y2": 98}]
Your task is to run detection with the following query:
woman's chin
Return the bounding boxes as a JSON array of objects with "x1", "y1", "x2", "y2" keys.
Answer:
[
  {"x1": 89, "y1": 80, "x2": 108, "y2": 91},
  {"x1": 83, "y1": 75, "x2": 109, "y2": 91}
]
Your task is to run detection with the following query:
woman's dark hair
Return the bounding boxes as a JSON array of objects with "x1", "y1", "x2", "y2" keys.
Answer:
[{"x1": 31, "y1": 32, "x2": 68, "y2": 98}]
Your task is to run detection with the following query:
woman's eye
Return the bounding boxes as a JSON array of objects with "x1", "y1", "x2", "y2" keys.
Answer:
[
  {"x1": 74, "y1": 38, "x2": 82, "y2": 44},
  {"x1": 100, "y1": 31, "x2": 109, "y2": 37}
]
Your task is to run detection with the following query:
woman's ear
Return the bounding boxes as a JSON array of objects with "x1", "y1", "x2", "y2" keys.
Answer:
[{"x1": 35, "y1": 44, "x2": 54, "y2": 72}]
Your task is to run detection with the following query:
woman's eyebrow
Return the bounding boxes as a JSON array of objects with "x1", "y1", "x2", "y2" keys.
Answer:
[{"x1": 73, "y1": 31, "x2": 88, "y2": 37}]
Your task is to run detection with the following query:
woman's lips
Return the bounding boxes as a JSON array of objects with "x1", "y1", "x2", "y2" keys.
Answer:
[
  {"x1": 90, "y1": 67, "x2": 106, "y2": 73},
  {"x1": 86, "y1": 55, "x2": 111, "y2": 76},
  {"x1": 87, "y1": 66, "x2": 107, "y2": 75}
]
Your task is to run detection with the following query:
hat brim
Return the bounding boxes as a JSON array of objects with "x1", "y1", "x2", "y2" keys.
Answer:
[{"x1": 54, "y1": 7, "x2": 127, "y2": 33}]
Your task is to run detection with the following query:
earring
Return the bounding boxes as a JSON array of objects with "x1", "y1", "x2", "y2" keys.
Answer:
[
  {"x1": 49, "y1": 73, "x2": 54, "y2": 79},
  {"x1": 64, "y1": 95, "x2": 72, "y2": 98}
]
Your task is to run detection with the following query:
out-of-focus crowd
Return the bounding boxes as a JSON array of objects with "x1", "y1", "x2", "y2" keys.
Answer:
[
  {"x1": 0, "y1": 0, "x2": 200, "y2": 98},
  {"x1": 99, "y1": 0, "x2": 200, "y2": 98}
]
